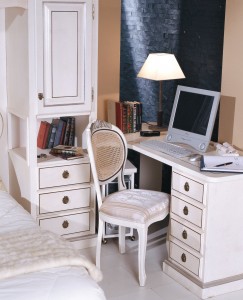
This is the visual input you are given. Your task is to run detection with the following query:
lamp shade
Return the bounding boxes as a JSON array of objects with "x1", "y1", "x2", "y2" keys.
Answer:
[{"x1": 137, "y1": 53, "x2": 185, "y2": 81}]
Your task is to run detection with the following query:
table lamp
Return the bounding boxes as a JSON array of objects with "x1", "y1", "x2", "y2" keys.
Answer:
[{"x1": 137, "y1": 53, "x2": 185, "y2": 130}]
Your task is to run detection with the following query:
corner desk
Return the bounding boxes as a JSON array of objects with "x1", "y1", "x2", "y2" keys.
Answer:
[{"x1": 125, "y1": 128, "x2": 243, "y2": 299}]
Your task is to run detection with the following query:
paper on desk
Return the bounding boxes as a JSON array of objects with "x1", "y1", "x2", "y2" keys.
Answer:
[{"x1": 200, "y1": 155, "x2": 243, "y2": 173}]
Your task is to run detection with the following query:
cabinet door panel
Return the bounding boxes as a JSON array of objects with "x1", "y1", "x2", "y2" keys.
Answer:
[
  {"x1": 51, "y1": 10, "x2": 79, "y2": 99},
  {"x1": 37, "y1": 0, "x2": 92, "y2": 110}
]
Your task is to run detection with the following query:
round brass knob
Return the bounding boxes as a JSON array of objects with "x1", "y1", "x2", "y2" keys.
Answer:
[
  {"x1": 62, "y1": 170, "x2": 69, "y2": 179},
  {"x1": 62, "y1": 220, "x2": 69, "y2": 228},
  {"x1": 181, "y1": 253, "x2": 187, "y2": 263},
  {"x1": 184, "y1": 182, "x2": 189, "y2": 192},
  {"x1": 182, "y1": 230, "x2": 188, "y2": 239},
  {"x1": 38, "y1": 93, "x2": 44, "y2": 100},
  {"x1": 183, "y1": 206, "x2": 189, "y2": 215},
  {"x1": 62, "y1": 196, "x2": 69, "y2": 204}
]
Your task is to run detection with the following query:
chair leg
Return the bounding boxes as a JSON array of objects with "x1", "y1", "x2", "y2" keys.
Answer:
[
  {"x1": 119, "y1": 226, "x2": 126, "y2": 254},
  {"x1": 96, "y1": 218, "x2": 104, "y2": 269},
  {"x1": 137, "y1": 227, "x2": 148, "y2": 287}
]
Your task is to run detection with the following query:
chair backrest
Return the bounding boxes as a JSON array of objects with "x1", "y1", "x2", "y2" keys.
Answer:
[{"x1": 86, "y1": 120, "x2": 127, "y2": 209}]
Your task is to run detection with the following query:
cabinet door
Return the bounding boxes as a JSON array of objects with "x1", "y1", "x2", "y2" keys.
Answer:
[{"x1": 36, "y1": 0, "x2": 93, "y2": 112}]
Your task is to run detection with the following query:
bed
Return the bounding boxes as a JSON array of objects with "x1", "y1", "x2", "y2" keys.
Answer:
[{"x1": 0, "y1": 190, "x2": 106, "y2": 300}]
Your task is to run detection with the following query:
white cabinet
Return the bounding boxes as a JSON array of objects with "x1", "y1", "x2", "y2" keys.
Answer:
[
  {"x1": 164, "y1": 169, "x2": 243, "y2": 298},
  {"x1": 4, "y1": 0, "x2": 98, "y2": 248},
  {"x1": 36, "y1": 0, "x2": 93, "y2": 113}
]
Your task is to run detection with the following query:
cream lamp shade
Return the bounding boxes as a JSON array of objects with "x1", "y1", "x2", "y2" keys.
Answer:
[
  {"x1": 137, "y1": 53, "x2": 185, "y2": 129},
  {"x1": 137, "y1": 53, "x2": 185, "y2": 80}
]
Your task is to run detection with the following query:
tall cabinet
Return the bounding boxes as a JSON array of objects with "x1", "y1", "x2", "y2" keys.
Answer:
[{"x1": 3, "y1": 0, "x2": 98, "y2": 248}]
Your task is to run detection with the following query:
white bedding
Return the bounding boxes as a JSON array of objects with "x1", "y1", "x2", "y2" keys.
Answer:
[{"x1": 0, "y1": 191, "x2": 106, "y2": 300}]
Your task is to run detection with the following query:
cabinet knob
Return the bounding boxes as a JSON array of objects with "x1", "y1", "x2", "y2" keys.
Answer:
[
  {"x1": 62, "y1": 170, "x2": 70, "y2": 179},
  {"x1": 38, "y1": 93, "x2": 44, "y2": 100},
  {"x1": 182, "y1": 230, "x2": 188, "y2": 239},
  {"x1": 184, "y1": 182, "x2": 190, "y2": 192},
  {"x1": 183, "y1": 206, "x2": 189, "y2": 215},
  {"x1": 62, "y1": 220, "x2": 69, "y2": 228},
  {"x1": 181, "y1": 253, "x2": 187, "y2": 263},
  {"x1": 62, "y1": 196, "x2": 69, "y2": 204}
]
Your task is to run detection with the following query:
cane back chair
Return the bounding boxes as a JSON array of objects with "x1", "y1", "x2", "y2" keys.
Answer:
[{"x1": 86, "y1": 120, "x2": 170, "y2": 286}]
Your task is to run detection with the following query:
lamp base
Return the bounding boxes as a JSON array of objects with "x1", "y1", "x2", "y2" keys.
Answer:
[{"x1": 148, "y1": 110, "x2": 167, "y2": 131}]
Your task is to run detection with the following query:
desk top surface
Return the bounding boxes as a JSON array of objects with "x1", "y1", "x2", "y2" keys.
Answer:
[{"x1": 125, "y1": 125, "x2": 243, "y2": 183}]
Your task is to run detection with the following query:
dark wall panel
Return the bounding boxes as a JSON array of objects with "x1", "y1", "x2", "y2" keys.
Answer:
[{"x1": 120, "y1": 0, "x2": 226, "y2": 131}]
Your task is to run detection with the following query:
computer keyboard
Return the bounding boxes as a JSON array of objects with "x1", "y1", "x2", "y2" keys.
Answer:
[{"x1": 140, "y1": 139, "x2": 193, "y2": 158}]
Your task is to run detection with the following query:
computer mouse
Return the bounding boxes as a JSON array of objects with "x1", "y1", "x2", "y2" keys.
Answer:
[{"x1": 189, "y1": 154, "x2": 201, "y2": 162}]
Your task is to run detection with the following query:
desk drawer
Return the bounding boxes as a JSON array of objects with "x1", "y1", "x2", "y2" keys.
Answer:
[
  {"x1": 39, "y1": 188, "x2": 90, "y2": 214},
  {"x1": 170, "y1": 242, "x2": 200, "y2": 276},
  {"x1": 171, "y1": 196, "x2": 203, "y2": 228},
  {"x1": 39, "y1": 163, "x2": 90, "y2": 188},
  {"x1": 39, "y1": 212, "x2": 90, "y2": 236},
  {"x1": 172, "y1": 172, "x2": 204, "y2": 203},
  {"x1": 170, "y1": 219, "x2": 202, "y2": 252}
]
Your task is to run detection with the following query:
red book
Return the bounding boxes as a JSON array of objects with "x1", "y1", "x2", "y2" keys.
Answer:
[
  {"x1": 115, "y1": 102, "x2": 123, "y2": 131},
  {"x1": 37, "y1": 121, "x2": 50, "y2": 149}
]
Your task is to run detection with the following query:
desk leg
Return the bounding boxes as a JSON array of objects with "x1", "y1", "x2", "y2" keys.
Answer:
[{"x1": 139, "y1": 154, "x2": 162, "y2": 191}]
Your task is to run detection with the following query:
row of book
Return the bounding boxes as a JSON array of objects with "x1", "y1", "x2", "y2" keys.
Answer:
[
  {"x1": 107, "y1": 100, "x2": 142, "y2": 133},
  {"x1": 37, "y1": 117, "x2": 75, "y2": 149}
]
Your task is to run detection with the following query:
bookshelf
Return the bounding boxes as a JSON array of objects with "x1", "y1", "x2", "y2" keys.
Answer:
[{"x1": 5, "y1": 0, "x2": 98, "y2": 249}]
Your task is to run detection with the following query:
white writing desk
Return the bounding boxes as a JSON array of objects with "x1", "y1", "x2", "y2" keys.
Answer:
[{"x1": 126, "y1": 129, "x2": 243, "y2": 299}]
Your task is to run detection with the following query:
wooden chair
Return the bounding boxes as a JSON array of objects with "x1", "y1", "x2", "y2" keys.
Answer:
[{"x1": 86, "y1": 120, "x2": 170, "y2": 286}]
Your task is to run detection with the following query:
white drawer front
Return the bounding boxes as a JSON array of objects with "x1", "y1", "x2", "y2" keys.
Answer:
[
  {"x1": 170, "y1": 242, "x2": 200, "y2": 276},
  {"x1": 39, "y1": 213, "x2": 90, "y2": 236},
  {"x1": 39, "y1": 188, "x2": 90, "y2": 214},
  {"x1": 39, "y1": 163, "x2": 90, "y2": 188},
  {"x1": 172, "y1": 172, "x2": 204, "y2": 203},
  {"x1": 171, "y1": 196, "x2": 203, "y2": 228},
  {"x1": 170, "y1": 219, "x2": 201, "y2": 252}
]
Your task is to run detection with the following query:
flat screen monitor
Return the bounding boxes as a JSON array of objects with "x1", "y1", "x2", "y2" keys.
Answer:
[{"x1": 166, "y1": 85, "x2": 220, "y2": 152}]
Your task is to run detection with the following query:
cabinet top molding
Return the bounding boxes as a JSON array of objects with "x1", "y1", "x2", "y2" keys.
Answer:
[{"x1": 0, "y1": 0, "x2": 27, "y2": 9}]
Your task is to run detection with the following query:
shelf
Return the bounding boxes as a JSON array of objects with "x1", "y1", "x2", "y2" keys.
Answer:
[
  {"x1": 0, "y1": 0, "x2": 28, "y2": 9},
  {"x1": 37, "y1": 148, "x2": 90, "y2": 167}
]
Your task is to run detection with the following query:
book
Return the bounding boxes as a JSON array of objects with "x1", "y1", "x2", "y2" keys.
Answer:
[
  {"x1": 50, "y1": 145, "x2": 84, "y2": 160},
  {"x1": 53, "y1": 118, "x2": 66, "y2": 147},
  {"x1": 59, "y1": 119, "x2": 67, "y2": 145},
  {"x1": 63, "y1": 117, "x2": 72, "y2": 145},
  {"x1": 68, "y1": 117, "x2": 75, "y2": 146},
  {"x1": 47, "y1": 118, "x2": 59, "y2": 149},
  {"x1": 115, "y1": 102, "x2": 124, "y2": 131},
  {"x1": 37, "y1": 121, "x2": 51, "y2": 149},
  {"x1": 200, "y1": 155, "x2": 243, "y2": 173},
  {"x1": 50, "y1": 145, "x2": 84, "y2": 155}
]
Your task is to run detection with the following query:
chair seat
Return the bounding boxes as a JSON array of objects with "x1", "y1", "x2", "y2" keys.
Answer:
[{"x1": 100, "y1": 189, "x2": 170, "y2": 224}]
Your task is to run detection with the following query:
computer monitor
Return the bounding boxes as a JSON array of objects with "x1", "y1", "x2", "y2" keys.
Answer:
[{"x1": 166, "y1": 85, "x2": 220, "y2": 152}]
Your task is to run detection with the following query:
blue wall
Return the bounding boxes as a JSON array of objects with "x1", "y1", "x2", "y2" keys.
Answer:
[{"x1": 120, "y1": 0, "x2": 226, "y2": 132}]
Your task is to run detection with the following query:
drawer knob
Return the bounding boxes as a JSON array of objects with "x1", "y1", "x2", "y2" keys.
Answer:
[
  {"x1": 62, "y1": 196, "x2": 69, "y2": 204},
  {"x1": 62, "y1": 170, "x2": 70, "y2": 179},
  {"x1": 182, "y1": 230, "x2": 188, "y2": 239},
  {"x1": 62, "y1": 220, "x2": 69, "y2": 228},
  {"x1": 181, "y1": 253, "x2": 187, "y2": 263},
  {"x1": 184, "y1": 182, "x2": 190, "y2": 192},
  {"x1": 38, "y1": 92, "x2": 44, "y2": 100},
  {"x1": 183, "y1": 206, "x2": 189, "y2": 215}
]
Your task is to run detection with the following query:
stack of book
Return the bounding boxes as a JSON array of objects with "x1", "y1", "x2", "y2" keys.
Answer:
[
  {"x1": 49, "y1": 145, "x2": 84, "y2": 160},
  {"x1": 37, "y1": 117, "x2": 75, "y2": 149},
  {"x1": 107, "y1": 100, "x2": 142, "y2": 134}
]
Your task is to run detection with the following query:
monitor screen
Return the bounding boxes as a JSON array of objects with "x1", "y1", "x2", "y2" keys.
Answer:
[{"x1": 166, "y1": 85, "x2": 220, "y2": 152}]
